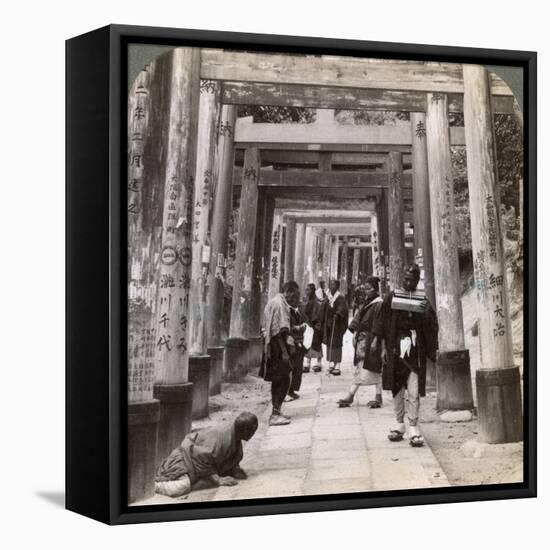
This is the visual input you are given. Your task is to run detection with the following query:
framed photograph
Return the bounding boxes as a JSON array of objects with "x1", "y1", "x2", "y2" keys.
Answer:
[{"x1": 66, "y1": 24, "x2": 536, "y2": 525}]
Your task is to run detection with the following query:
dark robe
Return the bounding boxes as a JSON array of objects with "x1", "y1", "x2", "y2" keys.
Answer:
[
  {"x1": 303, "y1": 296, "x2": 325, "y2": 352},
  {"x1": 322, "y1": 293, "x2": 349, "y2": 363},
  {"x1": 289, "y1": 306, "x2": 307, "y2": 391},
  {"x1": 348, "y1": 295, "x2": 383, "y2": 371},
  {"x1": 156, "y1": 424, "x2": 243, "y2": 484},
  {"x1": 372, "y1": 291, "x2": 438, "y2": 397}
]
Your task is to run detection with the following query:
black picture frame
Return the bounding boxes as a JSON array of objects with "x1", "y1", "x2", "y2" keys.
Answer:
[{"x1": 66, "y1": 24, "x2": 537, "y2": 525}]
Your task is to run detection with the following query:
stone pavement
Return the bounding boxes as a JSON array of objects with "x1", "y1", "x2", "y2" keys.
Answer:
[{"x1": 140, "y1": 332, "x2": 449, "y2": 506}]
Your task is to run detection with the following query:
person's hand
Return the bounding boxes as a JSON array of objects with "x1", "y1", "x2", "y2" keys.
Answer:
[
  {"x1": 219, "y1": 476, "x2": 238, "y2": 486},
  {"x1": 260, "y1": 328, "x2": 266, "y2": 338},
  {"x1": 381, "y1": 348, "x2": 387, "y2": 363}
]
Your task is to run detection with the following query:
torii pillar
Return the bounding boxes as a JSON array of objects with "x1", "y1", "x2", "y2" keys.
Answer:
[
  {"x1": 387, "y1": 152, "x2": 405, "y2": 290},
  {"x1": 463, "y1": 65, "x2": 522, "y2": 443},
  {"x1": 322, "y1": 230, "x2": 331, "y2": 284},
  {"x1": 340, "y1": 236, "x2": 349, "y2": 296},
  {"x1": 294, "y1": 222, "x2": 307, "y2": 289},
  {"x1": 304, "y1": 225, "x2": 315, "y2": 285},
  {"x1": 187, "y1": 79, "x2": 222, "y2": 418},
  {"x1": 426, "y1": 92, "x2": 473, "y2": 411},
  {"x1": 411, "y1": 112, "x2": 437, "y2": 390},
  {"x1": 371, "y1": 214, "x2": 381, "y2": 280},
  {"x1": 284, "y1": 217, "x2": 297, "y2": 282},
  {"x1": 248, "y1": 192, "x2": 273, "y2": 372},
  {"x1": 205, "y1": 104, "x2": 236, "y2": 395},
  {"x1": 127, "y1": 66, "x2": 161, "y2": 504},
  {"x1": 351, "y1": 248, "x2": 360, "y2": 286},
  {"x1": 152, "y1": 48, "x2": 200, "y2": 481},
  {"x1": 268, "y1": 210, "x2": 283, "y2": 299},
  {"x1": 225, "y1": 148, "x2": 261, "y2": 381},
  {"x1": 330, "y1": 235, "x2": 339, "y2": 280}
]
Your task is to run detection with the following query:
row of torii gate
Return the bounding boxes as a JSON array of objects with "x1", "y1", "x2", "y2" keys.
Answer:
[{"x1": 127, "y1": 47, "x2": 523, "y2": 503}]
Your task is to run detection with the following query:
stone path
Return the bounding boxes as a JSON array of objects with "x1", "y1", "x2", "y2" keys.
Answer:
[{"x1": 140, "y1": 332, "x2": 449, "y2": 506}]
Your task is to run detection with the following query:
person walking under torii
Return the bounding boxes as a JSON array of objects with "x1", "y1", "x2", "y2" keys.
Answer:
[
  {"x1": 337, "y1": 276, "x2": 384, "y2": 408},
  {"x1": 260, "y1": 280, "x2": 302, "y2": 426},
  {"x1": 302, "y1": 283, "x2": 325, "y2": 373},
  {"x1": 373, "y1": 265, "x2": 438, "y2": 447},
  {"x1": 322, "y1": 279, "x2": 349, "y2": 376}
]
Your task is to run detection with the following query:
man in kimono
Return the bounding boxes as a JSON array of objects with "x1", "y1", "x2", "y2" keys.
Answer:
[
  {"x1": 303, "y1": 283, "x2": 325, "y2": 373},
  {"x1": 155, "y1": 412, "x2": 258, "y2": 498},
  {"x1": 373, "y1": 265, "x2": 438, "y2": 447},
  {"x1": 260, "y1": 280, "x2": 301, "y2": 425},
  {"x1": 337, "y1": 276, "x2": 384, "y2": 407},
  {"x1": 322, "y1": 279, "x2": 349, "y2": 376}
]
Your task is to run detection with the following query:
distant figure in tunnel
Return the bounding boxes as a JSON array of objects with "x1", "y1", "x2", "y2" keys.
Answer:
[
  {"x1": 303, "y1": 283, "x2": 325, "y2": 373},
  {"x1": 337, "y1": 276, "x2": 384, "y2": 408},
  {"x1": 322, "y1": 279, "x2": 349, "y2": 376},
  {"x1": 155, "y1": 412, "x2": 258, "y2": 498},
  {"x1": 260, "y1": 280, "x2": 302, "y2": 425},
  {"x1": 373, "y1": 264, "x2": 438, "y2": 447}
]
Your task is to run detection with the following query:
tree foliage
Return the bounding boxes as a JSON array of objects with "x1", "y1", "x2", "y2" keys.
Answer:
[{"x1": 237, "y1": 105, "x2": 316, "y2": 123}]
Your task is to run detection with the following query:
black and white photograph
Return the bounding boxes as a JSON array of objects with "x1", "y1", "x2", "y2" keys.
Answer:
[
  {"x1": 126, "y1": 43, "x2": 527, "y2": 506},
  {"x1": 4, "y1": 0, "x2": 547, "y2": 544}
]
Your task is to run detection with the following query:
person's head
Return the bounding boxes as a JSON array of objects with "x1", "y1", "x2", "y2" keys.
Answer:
[
  {"x1": 402, "y1": 264, "x2": 421, "y2": 292},
  {"x1": 328, "y1": 279, "x2": 340, "y2": 294},
  {"x1": 306, "y1": 283, "x2": 316, "y2": 299},
  {"x1": 234, "y1": 411, "x2": 258, "y2": 441},
  {"x1": 282, "y1": 280, "x2": 301, "y2": 307},
  {"x1": 364, "y1": 276, "x2": 380, "y2": 301},
  {"x1": 319, "y1": 280, "x2": 326, "y2": 289}
]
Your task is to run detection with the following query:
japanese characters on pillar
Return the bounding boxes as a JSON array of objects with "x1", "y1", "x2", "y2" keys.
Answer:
[
  {"x1": 294, "y1": 223, "x2": 306, "y2": 290},
  {"x1": 258, "y1": 196, "x2": 275, "y2": 313},
  {"x1": 154, "y1": 48, "x2": 201, "y2": 385},
  {"x1": 230, "y1": 148, "x2": 261, "y2": 338},
  {"x1": 426, "y1": 92, "x2": 465, "y2": 352},
  {"x1": 188, "y1": 80, "x2": 221, "y2": 356},
  {"x1": 269, "y1": 210, "x2": 283, "y2": 298},
  {"x1": 205, "y1": 104, "x2": 236, "y2": 347},
  {"x1": 340, "y1": 236, "x2": 349, "y2": 294},
  {"x1": 463, "y1": 65, "x2": 514, "y2": 369},
  {"x1": 411, "y1": 112, "x2": 436, "y2": 307},
  {"x1": 304, "y1": 225, "x2": 314, "y2": 284},
  {"x1": 127, "y1": 66, "x2": 157, "y2": 404},
  {"x1": 371, "y1": 214, "x2": 380, "y2": 280}
]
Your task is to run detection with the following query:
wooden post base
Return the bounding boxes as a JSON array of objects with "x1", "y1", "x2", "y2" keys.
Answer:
[
  {"x1": 476, "y1": 366, "x2": 523, "y2": 444},
  {"x1": 189, "y1": 356, "x2": 211, "y2": 419},
  {"x1": 247, "y1": 336, "x2": 264, "y2": 375},
  {"x1": 208, "y1": 346, "x2": 225, "y2": 395},
  {"x1": 128, "y1": 399, "x2": 160, "y2": 504},
  {"x1": 224, "y1": 337, "x2": 249, "y2": 382},
  {"x1": 436, "y1": 350, "x2": 474, "y2": 411},
  {"x1": 153, "y1": 383, "x2": 193, "y2": 471}
]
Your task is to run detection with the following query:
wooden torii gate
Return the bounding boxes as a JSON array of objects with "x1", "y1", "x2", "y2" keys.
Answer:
[{"x1": 127, "y1": 48, "x2": 522, "y2": 502}]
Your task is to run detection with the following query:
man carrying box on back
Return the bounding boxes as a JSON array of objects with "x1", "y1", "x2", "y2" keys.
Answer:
[{"x1": 373, "y1": 264, "x2": 438, "y2": 447}]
